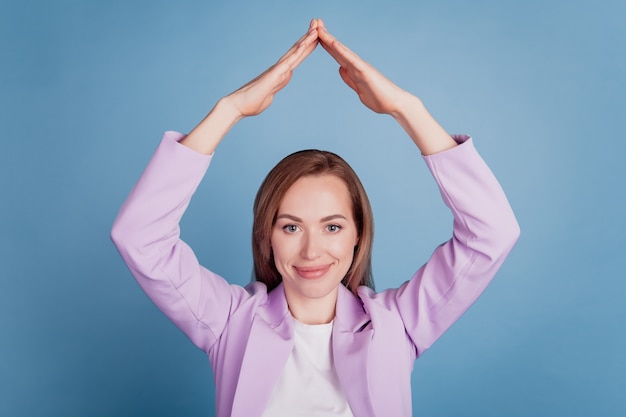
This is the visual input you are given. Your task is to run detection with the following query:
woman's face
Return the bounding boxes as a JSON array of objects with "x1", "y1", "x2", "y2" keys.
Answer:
[{"x1": 271, "y1": 174, "x2": 359, "y2": 316}]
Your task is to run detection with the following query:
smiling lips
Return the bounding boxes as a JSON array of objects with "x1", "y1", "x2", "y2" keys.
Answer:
[{"x1": 294, "y1": 265, "x2": 331, "y2": 279}]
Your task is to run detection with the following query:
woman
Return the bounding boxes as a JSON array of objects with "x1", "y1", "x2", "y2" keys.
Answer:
[{"x1": 111, "y1": 19, "x2": 519, "y2": 417}]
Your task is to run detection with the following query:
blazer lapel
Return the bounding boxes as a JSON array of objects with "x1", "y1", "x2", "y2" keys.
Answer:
[
  {"x1": 230, "y1": 284, "x2": 294, "y2": 417},
  {"x1": 332, "y1": 285, "x2": 377, "y2": 417}
]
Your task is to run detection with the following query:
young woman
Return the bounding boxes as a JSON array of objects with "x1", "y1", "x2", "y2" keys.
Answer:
[{"x1": 111, "y1": 19, "x2": 519, "y2": 417}]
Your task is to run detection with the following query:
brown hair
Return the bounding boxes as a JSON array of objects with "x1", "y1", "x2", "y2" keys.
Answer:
[{"x1": 252, "y1": 149, "x2": 374, "y2": 294}]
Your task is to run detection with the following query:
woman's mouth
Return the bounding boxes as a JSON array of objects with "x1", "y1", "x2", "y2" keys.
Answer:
[{"x1": 294, "y1": 265, "x2": 331, "y2": 279}]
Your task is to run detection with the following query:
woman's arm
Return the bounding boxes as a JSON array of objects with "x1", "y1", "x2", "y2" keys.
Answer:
[
  {"x1": 111, "y1": 21, "x2": 320, "y2": 352},
  {"x1": 318, "y1": 20, "x2": 519, "y2": 355},
  {"x1": 380, "y1": 137, "x2": 519, "y2": 356},
  {"x1": 111, "y1": 132, "x2": 232, "y2": 353},
  {"x1": 317, "y1": 19, "x2": 456, "y2": 155}
]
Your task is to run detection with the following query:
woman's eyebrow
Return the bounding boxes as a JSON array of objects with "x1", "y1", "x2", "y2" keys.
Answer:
[
  {"x1": 321, "y1": 214, "x2": 348, "y2": 222},
  {"x1": 275, "y1": 214, "x2": 348, "y2": 222}
]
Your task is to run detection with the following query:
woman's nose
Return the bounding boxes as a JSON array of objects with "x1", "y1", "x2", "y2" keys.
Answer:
[{"x1": 300, "y1": 232, "x2": 321, "y2": 260}]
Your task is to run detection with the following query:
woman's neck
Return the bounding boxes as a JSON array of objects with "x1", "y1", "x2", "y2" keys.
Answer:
[{"x1": 285, "y1": 288, "x2": 338, "y2": 325}]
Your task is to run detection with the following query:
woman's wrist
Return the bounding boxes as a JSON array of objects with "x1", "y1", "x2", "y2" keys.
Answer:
[
  {"x1": 390, "y1": 94, "x2": 457, "y2": 155},
  {"x1": 216, "y1": 95, "x2": 246, "y2": 124},
  {"x1": 180, "y1": 98, "x2": 243, "y2": 155},
  {"x1": 389, "y1": 92, "x2": 423, "y2": 123}
]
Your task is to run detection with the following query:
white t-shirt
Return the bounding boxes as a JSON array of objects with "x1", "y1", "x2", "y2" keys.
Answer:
[{"x1": 261, "y1": 319, "x2": 354, "y2": 417}]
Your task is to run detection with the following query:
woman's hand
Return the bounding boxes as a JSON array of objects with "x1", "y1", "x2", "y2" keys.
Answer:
[
  {"x1": 181, "y1": 20, "x2": 319, "y2": 154},
  {"x1": 317, "y1": 19, "x2": 456, "y2": 155},
  {"x1": 317, "y1": 19, "x2": 411, "y2": 116},
  {"x1": 225, "y1": 19, "x2": 320, "y2": 119}
]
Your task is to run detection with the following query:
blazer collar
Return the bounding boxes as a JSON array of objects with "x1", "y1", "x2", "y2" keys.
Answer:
[
  {"x1": 334, "y1": 283, "x2": 371, "y2": 332},
  {"x1": 256, "y1": 282, "x2": 292, "y2": 337},
  {"x1": 254, "y1": 281, "x2": 371, "y2": 332}
]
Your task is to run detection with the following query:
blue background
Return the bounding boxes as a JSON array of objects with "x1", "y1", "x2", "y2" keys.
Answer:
[{"x1": 1, "y1": 0, "x2": 624, "y2": 415}]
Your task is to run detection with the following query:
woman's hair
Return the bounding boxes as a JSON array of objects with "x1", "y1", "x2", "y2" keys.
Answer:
[{"x1": 252, "y1": 149, "x2": 374, "y2": 294}]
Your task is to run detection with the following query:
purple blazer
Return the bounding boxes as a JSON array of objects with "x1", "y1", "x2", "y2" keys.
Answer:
[{"x1": 111, "y1": 132, "x2": 519, "y2": 417}]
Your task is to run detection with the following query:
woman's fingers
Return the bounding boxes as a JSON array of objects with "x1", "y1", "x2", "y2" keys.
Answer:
[
  {"x1": 317, "y1": 25, "x2": 345, "y2": 66},
  {"x1": 259, "y1": 19, "x2": 318, "y2": 100},
  {"x1": 283, "y1": 26, "x2": 319, "y2": 71},
  {"x1": 263, "y1": 21, "x2": 318, "y2": 94},
  {"x1": 317, "y1": 19, "x2": 362, "y2": 71},
  {"x1": 277, "y1": 19, "x2": 319, "y2": 65},
  {"x1": 267, "y1": 28, "x2": 317, "y2": 97},
  {"x1": 317, "y1": 19, "x2": 367, "y2": 96}
]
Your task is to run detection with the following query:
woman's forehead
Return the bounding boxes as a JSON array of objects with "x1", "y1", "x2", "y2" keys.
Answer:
[{"x1": 277, "y1": 175, "x2": 353, "y2": 219}]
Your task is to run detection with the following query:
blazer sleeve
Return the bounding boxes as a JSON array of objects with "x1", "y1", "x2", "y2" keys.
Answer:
[
  {"x1": 361, "y1": 135, "x2": 520, "y2": 357},
  {"x1": 110, "y1": 131, "x2": 252, "y2": 353}
]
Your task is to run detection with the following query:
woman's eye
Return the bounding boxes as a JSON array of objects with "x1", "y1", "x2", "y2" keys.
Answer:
[
  {"x1": 326, "y1": 224, "x2": 342, "y2": 233},
  {"x1": 283, "y1": 224, "x2": 299, "y2": 233}
]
